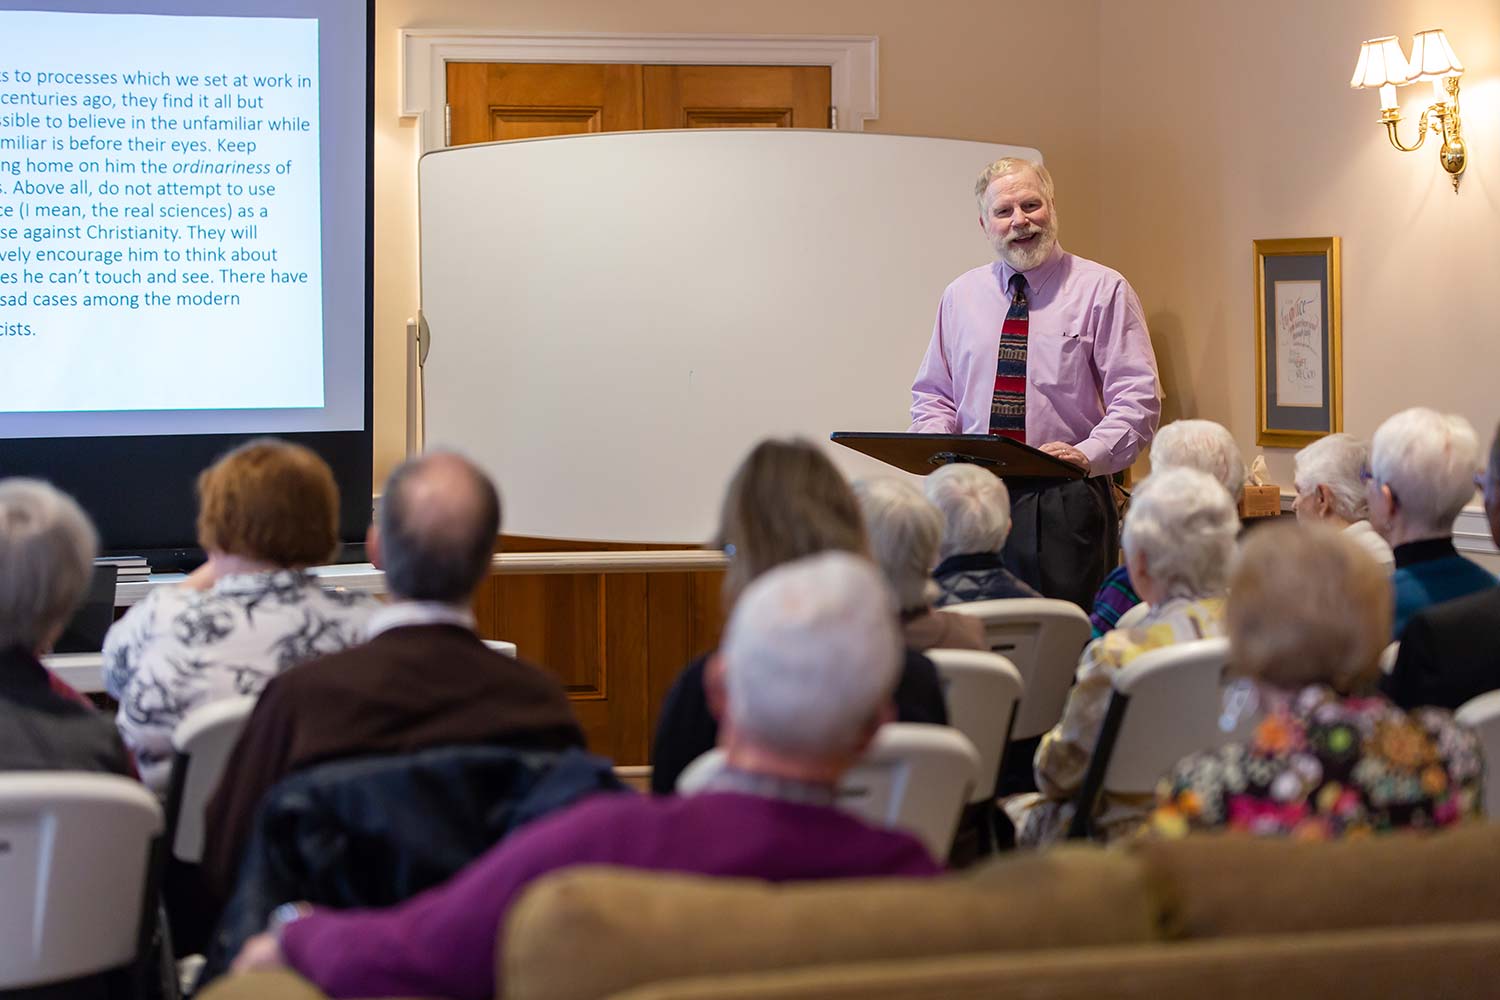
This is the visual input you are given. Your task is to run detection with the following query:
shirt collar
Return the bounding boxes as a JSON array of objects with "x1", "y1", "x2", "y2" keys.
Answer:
[
  {"x1": 365, "y1": 600, "x2": 477, "y2": 640},
  {"x1": 993, "y1": 241, "x2": 1066, "y2": 300},
  {"x1": 934, "y1": 551, "x2": 1007, "y2": 577},
  {"x1": 1393, "y1": 536, "x2": 1458, "y2": 569},
  {"x1": 700, "y1": 765, "x2": 837, "y2": 807},
  {"x1": 212, "y1": 568, "x2": 314, "y2": 596}
]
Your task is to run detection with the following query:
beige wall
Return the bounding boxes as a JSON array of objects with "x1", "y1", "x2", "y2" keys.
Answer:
[
  {"x1": 1098, "y1": 0, "x2": 1500, "y2": 488},
  {"x1": 371, "y1": 0, "x2": 1103, "y2": 481}
]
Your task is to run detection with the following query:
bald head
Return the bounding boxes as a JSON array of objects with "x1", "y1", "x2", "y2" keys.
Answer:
[{"x1": 377, "y1": 452, "x2": 501, "y2": 603}]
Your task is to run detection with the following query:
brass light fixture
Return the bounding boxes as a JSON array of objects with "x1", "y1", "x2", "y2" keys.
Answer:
[{"x1": 1350, "y1": 29, "x2": 1467, "y2": 192}]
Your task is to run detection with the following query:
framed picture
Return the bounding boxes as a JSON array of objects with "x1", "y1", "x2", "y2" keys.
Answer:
[{"x1": 1254, "y1": 237, "x2": 1342, "y2": 448}]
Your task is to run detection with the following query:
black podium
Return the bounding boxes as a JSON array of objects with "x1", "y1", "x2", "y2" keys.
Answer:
[{"x1": 829, "y1": 431, "x2": 1086, "y2": 481}]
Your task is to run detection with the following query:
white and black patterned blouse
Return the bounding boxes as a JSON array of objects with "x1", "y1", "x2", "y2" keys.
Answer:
[{"x1": 103, "y1": 569, "x2": 378, "y2": 791}]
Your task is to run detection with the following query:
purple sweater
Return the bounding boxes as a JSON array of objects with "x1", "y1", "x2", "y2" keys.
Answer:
[{"x1": 282, "y1": 791, "x2": 941, "y2": 999}]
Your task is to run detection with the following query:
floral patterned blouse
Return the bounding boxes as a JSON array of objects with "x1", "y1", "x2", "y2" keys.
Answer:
[
  {"x1": 103, "y1": 569, "x2": 377, "y2": 791},
  {"x1": 1151, "y1": 684, "x2": 1483, "y2": 840}
]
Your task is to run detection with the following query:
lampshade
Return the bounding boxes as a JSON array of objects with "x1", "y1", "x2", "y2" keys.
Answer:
[
  {"x1": 1350, "y1": 36, "x2": 1411, "y2": 89},
  {"x1": 1406, "y1": 29, "x2": 1464, "y2": 81}
]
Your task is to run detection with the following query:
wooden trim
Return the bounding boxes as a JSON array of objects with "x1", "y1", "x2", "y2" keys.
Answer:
[
  {"x1": 399, "y1": 29, "x2": 879, "y2": 153},
  {"x1": 492, "y1": 551, "x2": 728, "y2": 575}
]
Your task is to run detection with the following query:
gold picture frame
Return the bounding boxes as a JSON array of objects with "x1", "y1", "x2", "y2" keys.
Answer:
[{"x1": 1254, "y1": 237, "x2": 1342, "y2": 448}]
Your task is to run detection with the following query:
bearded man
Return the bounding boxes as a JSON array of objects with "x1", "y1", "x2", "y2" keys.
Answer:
[{"x1": 909, "y1": 157, "x2": 1161, "y2": 608}]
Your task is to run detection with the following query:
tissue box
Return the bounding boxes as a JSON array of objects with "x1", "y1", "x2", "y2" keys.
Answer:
[{"x1": 1238, "y1": 484, "x2": 1282, "y2": 519}]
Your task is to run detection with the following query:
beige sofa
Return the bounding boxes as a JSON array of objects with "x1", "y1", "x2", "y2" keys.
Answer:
[{"x1": 201, "y1": 822, "x2": 1500, "y2": 1000}]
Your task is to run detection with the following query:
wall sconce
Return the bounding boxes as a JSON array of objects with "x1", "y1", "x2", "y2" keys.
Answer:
[{"x1": 1350, "y1": 29, "x2": 1467, "y2": 192}]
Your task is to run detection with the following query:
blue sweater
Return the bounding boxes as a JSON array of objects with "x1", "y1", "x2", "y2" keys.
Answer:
[{"x1": 1391, "y1": 538, "x2": 1497, "y2": 638}]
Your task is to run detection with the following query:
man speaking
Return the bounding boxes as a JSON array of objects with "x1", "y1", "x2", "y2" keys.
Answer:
[{"x1": 910, "y1": 157, "x2": 1160, "y2": 608}]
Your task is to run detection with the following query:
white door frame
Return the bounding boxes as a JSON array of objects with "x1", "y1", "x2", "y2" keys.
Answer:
[{"x1": 398, "y1": 30, "x2": 880, "y2": 153}]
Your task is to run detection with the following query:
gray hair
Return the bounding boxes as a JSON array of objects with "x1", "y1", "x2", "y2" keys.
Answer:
[
  {"x1": 924, "y1": 463, "x2": 1012, "y2": 559},
  {"x1": 0, "y1": 479, "x2": 99, "y2": 652},
  {"x1": 1293, "y1": 433, "x2": 1371, "y2": 522},
  {"x1": 853, "y1": 478, "x2": 943, "y2": 610},
  {"x1": 722, "y1": 552, "x2": 901, "y2": 758},
  {"x1": 974, "y1": 156, "x2": 1055, "y2": 210},
  {"x1": 379, "y1": 451, "x2": 501, "y2": 604},
  {"x1": 1150, "y1": 419, "x2": 1246, "y2": 501},
  {"x1": 1121, "y1": 467, "x2": 1238, "y2": 599},
  {"x1": 1370, "y1": 408, "x2": 1480, "y2": 537}
]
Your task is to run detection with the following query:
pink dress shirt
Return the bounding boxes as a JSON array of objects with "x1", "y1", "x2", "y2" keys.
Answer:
[{"x1": 908, "y1": 245, "x2": 1161, "y2": 475}]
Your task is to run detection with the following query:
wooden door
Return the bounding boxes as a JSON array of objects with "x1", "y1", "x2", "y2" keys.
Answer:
[{"x1": 445, "y1": 61, "x2": 827, "y2": 765}]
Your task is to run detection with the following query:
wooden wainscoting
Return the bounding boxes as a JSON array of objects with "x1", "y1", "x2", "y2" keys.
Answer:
[{"x1": 471, "y1": 537, "x2": 727, "y2": 766}]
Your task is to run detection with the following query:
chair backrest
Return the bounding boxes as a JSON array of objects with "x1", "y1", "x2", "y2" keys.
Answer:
[
  {"x1": 925, "y1": 649, "x2": 1024, "y2": 802},
  {"x1": 483, "y1": 638, "x2": 519, "y2": 657},
  {"x1": 946, "y1": 598, "x2": 1092, "y2": 739},
  {"x1": 1067, "y1": 637, "x2": 1231, "y2": 839},
  {"x1": 0, "y1": 772, "x2": 164, "y2": 989},
  {"x1": 677, "y1": 723, "x2": 980, "y2": 860},
  {"x1": 1379, "y1": 640, "x2": 1400, "y2": 675},
  {"x1": 165, "y1": 695, "x2": 258, "y2": 864},
  {"x1": 1455, "y1": 690, "x2": 1500, "y2": 818},
  {"x1": 1113, "y1": 600, "x2": 1152, "y2": 631}
]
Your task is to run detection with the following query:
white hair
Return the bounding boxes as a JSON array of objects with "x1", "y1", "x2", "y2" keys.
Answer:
[
  {"x1": 1293, "y1": 434, "x2": 1371, "y2": 522},
  {"x1": 1370, "y1": 408, "x2": 1480, "y2": 536},
  {"x1": 1121, "y1": 467, "x2": 1238, "y2": 599},
  {"x1": 974, "y1": 156, "x2": 1055, "y2": 210},
  {"x1": 721, "y1": 552, "x2": 901, "y2": 757},
  {"x1": 1150, "y1": 420, "x2": 1246, "y2": 501},
  {"x1": 853, "y1": 478, "x2": 943, "y2": 610},
  {"x1": 0, "y1": 479, "x2": 99, "y2": 652},
  {"x1": 924, "y1": 463, "x2": 1013, "y2": 559}
]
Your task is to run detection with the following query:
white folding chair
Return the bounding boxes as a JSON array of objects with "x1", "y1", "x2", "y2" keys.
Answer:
[
  {"x1": 483, "y1": 638, "x2": 519, "y2": 657},
  {"x1": 1379, "y1": 641, "x2": 1400, "y2": 675},
  {"x1": 0, "y1": 772, "x2": 164, "y2": 992},
  {"x1": 925, "y1": 649, "x2": 1024, "y2": 803},
  {"x1": 1455, "y1": 689, "x2": 1500, "y2": 818},
  {"x1": 678, "y1": 723, "x2": 980, "y2": 861},
  {"x1": 946, "y1": 598, "x2": 1092, "y2": 740},
  {"x1": 1067, "y1": 636, "x2": 1232, "y2": 839},
  {"x1": 164, "y1": 696, "x2": 257, "y2": 865}
]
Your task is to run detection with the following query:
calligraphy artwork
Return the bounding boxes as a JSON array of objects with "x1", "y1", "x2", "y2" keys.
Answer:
[{"x1": 1273, "y1": 279, "x2": 1324, "y2": 408}]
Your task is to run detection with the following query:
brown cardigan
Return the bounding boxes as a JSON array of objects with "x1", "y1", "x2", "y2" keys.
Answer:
[{"x1": 201, "y1": 624, "x2": 584, "y2": 898}]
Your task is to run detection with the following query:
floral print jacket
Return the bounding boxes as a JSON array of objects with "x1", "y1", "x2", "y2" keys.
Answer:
[{"x1": 1152, "y1": 684, "x2": 1483, "y2": 839}]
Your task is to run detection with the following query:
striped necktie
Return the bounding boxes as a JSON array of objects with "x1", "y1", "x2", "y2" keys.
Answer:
[{"x1": 989, "y1": 272, "x2": 1028, "y2": 442}]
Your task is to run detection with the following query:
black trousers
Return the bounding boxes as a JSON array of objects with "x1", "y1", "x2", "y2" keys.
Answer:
[{"x1": 1000, "y1": 475, "x2": 1119, "y2": 611}]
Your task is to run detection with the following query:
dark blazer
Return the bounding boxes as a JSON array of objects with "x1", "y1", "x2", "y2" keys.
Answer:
[
  {"x1": 0, "y1": 646, "x2": 132, "y2": 776},
  {"x1": 203, "y1": 624, "x2": 585, "y2": 898},
  {"x1": 1383, "y1": 586, "x2": 1500, "y2": 711},
  {"x1": 649, "y1": 647, "x2": 949, "y2": 795},
  {"x1": 200, "y1": 745, "x2": 623, "y2": 988}
]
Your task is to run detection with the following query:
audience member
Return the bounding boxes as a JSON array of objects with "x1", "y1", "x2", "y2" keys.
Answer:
[
  {"x1": 854, "y1": 478, "x2": 987, "y2": 652},
  {"x1": 104, "y1": 439, "x2": 377, "y2": 791},
  {"x1": 1383, "y1": 422, "x2": 1500, "y2": 710},
  {"x1": 1291, "y1": 433, "x2": 1394, "y2": 572},
  {"x1": 229, "y1": 553, "x2": 942, "y2": 999},
  {"x1": 1089, "y1": 419, "x2": 1244, "y2": 636},
  {"x1": 202, "y1": 452, "x2": 584, "y2": 898},
  {"x1": 1366, "y1": 408, "x2": 1494, "y2": 637},
  {"x1": 1152, "y1": 522, "x2": 1481, "y2": 839},
  {"x1": 0, "y1": 479, "x2": 133, "y2": 775},
  {"x1": 923, "y1": 462, "x2": 1040, "y2": 605},
  {"x1": 1006, "y1": 467, "x2": 1236, "y2": 845},
  {"x1": 650, "y1": 440, "x2": 947, "y2": 794}
]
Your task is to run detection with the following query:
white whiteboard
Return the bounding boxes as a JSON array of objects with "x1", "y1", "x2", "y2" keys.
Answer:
[{"x1": 419, "y1": 130, "x2": 1038, "y2": 543}]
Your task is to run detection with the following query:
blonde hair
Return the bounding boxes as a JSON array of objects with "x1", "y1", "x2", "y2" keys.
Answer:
[
  {"x1": 1227, "y1": 522, "x2": 1390, "y2": 694},
  {"x1": 716, "y1": 439, "x2": 866, "y2": 609}
]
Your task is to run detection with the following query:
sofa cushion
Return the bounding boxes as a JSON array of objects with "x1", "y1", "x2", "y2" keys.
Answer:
[
  {"x1": 1132, "y1": 821, "x2": 1500, "y2": 939},
  {"x1": 504, "y1": 847, "x2": 1153, "y2": 1000},
  {"x1": 605, "y1": 922, "x2": 1500, "y2": 1000}
]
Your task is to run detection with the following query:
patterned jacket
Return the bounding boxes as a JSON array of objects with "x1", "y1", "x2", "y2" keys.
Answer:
[{"x1": 932, "y1": 551, "x2": 1041, "y2": 607}]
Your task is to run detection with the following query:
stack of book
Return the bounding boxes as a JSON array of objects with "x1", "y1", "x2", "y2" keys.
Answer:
[{"x1": 95, "y1": 555, "x2": 151, "y2": 580}]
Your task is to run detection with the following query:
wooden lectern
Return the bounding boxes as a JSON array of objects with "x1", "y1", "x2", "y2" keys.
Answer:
[{"x1": 830, "y1": 432, "x2": 1087, "y2": 481}]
